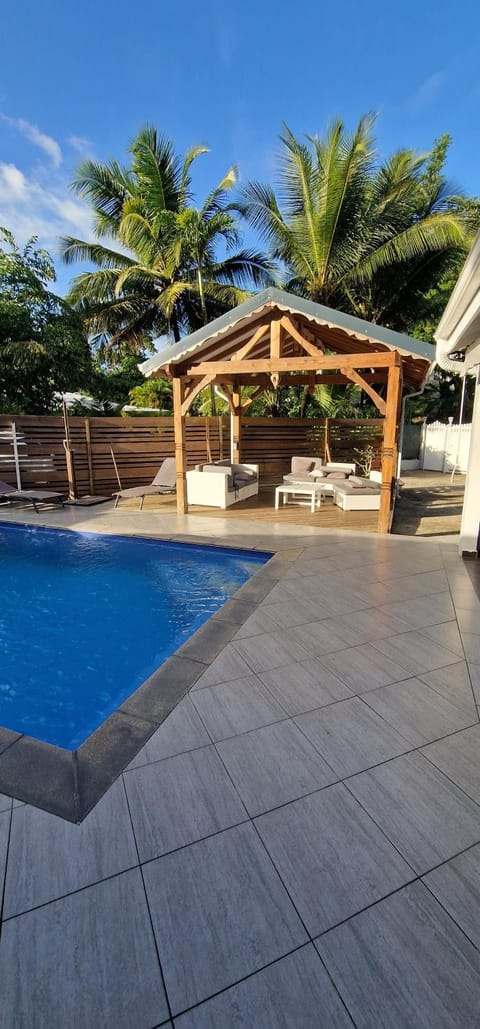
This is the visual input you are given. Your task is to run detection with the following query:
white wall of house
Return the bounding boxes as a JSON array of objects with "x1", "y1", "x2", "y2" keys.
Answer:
[
  {"x1": 435, "y1": 231, "x2": 480, "y2": 555},
  {"x1": 460, "y1": 370, "x2": 480, "y2": 554}
]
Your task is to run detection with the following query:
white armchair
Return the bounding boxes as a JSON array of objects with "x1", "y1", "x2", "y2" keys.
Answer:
[{"x1": 186, "y1": 463, "x2": 259, "y2": 509}]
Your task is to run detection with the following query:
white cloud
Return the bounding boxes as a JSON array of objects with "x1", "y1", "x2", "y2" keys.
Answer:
[
  {"x1": 0, "y1": 112, "x2": 62, "y2": 167},
  {"x1": 68, "y1": 134, "x2": 92, "y2": 155},
  {"x1": 0, "y1": 159, "x2": 93, "y2": 257},
  {"x1": 410, "y1": 72, "x2": 445, "y2": 112},
  {"x1": 0, "y1": 162, "x2": 28, "y2": 200}
]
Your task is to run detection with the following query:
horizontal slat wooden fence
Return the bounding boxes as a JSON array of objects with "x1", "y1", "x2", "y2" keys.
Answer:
[
  {"x1": 0, "y1": 416, "x2": 230, "y2": 495},
  {"x1": 326, "y1": 419, "x2": 384, "y2": 471},
  {"x1": 0, "y1": 414, "x2": 385, "y2": 495},
  {"x1": 240, "y1": 418, "x2": 326, "y2": 483}
]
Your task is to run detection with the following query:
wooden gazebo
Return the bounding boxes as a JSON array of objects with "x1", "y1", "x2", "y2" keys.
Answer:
[{"x1": 141, "y1": 289, "x2": 434, "y2": 532}]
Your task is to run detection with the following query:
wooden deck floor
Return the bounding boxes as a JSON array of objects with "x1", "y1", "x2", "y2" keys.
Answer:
[{"x1": 126, "y1": 485, "x2": 380, "y2": 533}]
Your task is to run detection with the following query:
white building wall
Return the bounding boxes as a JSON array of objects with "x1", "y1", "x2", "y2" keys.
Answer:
[{"x1": 460, "y1": 369, "x2": 480, "y2": 555}]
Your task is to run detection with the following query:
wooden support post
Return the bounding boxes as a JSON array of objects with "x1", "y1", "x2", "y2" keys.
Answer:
[
  {"x1": 62, "y1": 400, "x2": 77, "y2": 500},
  {"x1": 173, "y1": 377, "x2": 188, "y2": 514},
  {"x1": 324, "y1": 417, "x2": 331, "y2": 462},
  {"x1": 378, "y1": 361, "x2": 402, "y2": 533},
  {"x1": 84, "y1": 418, "x2": 94, "y2": 495},
  {"x1": 232, "y1": 385, "x2": 241, "y2": 463},
  {"x1": 270, "y1": 319, "x2": 281, "y2": 359}
]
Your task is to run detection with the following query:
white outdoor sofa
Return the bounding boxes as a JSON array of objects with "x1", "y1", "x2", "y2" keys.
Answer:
[
  {"x1": 283, "y1": 455, "x2": 381, "y2": 511},
  {"x1": 332, "y1": 477, "x2": 381, "y2": 511},
  {"x1": 186, "y1": 461, "x2": 259, "y2": 509}
]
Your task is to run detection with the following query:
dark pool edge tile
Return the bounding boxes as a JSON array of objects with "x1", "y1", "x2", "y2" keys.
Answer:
[
  {"x1": 0, "y1": 726, "x2": 22, "y2": 757},
  {"x1": 0, "y1": 736, "x2": 79, "y2": 821},
  {"x1": 0, "y1": 544, "x2": 303, "y2": 822}
]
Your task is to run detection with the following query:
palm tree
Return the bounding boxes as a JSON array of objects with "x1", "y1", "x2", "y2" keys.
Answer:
[
  {"x1": 241, "y1": 115, "x2": 474, "y2": 329},
  {"x1": 61, "y1": 127, "x2": 274, "y2": 351}
]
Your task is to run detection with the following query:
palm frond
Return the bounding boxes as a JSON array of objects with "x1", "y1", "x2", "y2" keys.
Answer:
[{"x1": 59, "y1": 237, "x2": 135, "y2": 269}]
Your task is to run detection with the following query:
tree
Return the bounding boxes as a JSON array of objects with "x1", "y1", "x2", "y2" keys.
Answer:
[
  {"x1": 60, "y1": 127, "x2": 274, "y2": 351},
  {"x1": 0, "y1": 230, "x2": 93, "y2": 413},
  {"x1": 128, "y1": 378, "x2": 173, "y2": 412},
  {"x1": 241, "y1": 117, "x2": 476, "y2": 329}
]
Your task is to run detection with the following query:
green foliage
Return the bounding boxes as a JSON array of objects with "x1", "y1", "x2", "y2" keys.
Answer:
[
  {"x1": 61, "y1": 127, "x2": 274, "y2": 350},
  {"x1": 128, "y1": 377, "x2": 173, "y2": 411},
  {"x1": 241, "y1": 118, "x2": 477, "y2": 329},
  {"x1": 0, "y1": 230, "x2": 93, "y2": 413},
  {"x1": 90, "y1": 344, "x2": 146, "y2": 407},
  {"x1": 408, "y1": 369, "x2": 475, "y2": 424}
]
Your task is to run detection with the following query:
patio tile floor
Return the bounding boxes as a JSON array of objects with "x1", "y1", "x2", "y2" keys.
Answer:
[
  {"x1": 295, "y1": 695, "x2": 410, "y2": 777},
  {"x1": 2, "y1": 507, "x2": 480, "y2": 1026},
  {"x1": 175, "y1": 944, "x2": 353, "y2": 1028},
  {"x1": 143, "y1": 822, "x2": 307, "y2": 1014},
  {"x1": 347, "y1": 751, "x2": 480, "y2": 874},
  {"x1": 216, "y1": 719, "x2": 337, "y2": 816},
  {"x1": 123, "y1": 744, "x2": 248, "y2": 861},
  {"x1": 317, "y1": 882, "x2": 480, "y2": 1028},
  {"x1": 423, "y1": 842, "x2": 480, "y2": 950},
  {"x1": 254, "y1": 784, "x2": 413, "y2": 935},
  {"x1": 0, "y1": 869, "x2": 170, "y2": 1029},
  {"x1": 258, "y1": 658, "x2": 353, "y2": 714},
  {"x1": 2, "y1": 778, "x2": 138, "y2": 918}
]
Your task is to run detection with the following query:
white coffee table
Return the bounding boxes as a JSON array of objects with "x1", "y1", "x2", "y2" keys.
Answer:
[{"x1": 275, "y1": 482, "x2": 323, "y2": 513}]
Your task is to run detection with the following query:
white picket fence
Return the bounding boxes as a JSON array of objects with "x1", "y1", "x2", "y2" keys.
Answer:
[{"x1": 420, "y1": 421, "x2": 472, "y2": 473}]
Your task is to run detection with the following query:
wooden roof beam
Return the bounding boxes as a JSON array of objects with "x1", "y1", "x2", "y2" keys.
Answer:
[
  {"x1": 234, "y1": 323, "x2": 271, "y2": 361},
  {"x1": 340, "y1": 367, "x2": 387, "y2": 416},
  {"x1": 280, "y1": 315, "x2": 326, "y2": 359},
  {"x1": 181, "y1": 373, "x2": 217, "y2": 416},
  {"x1": 186, "y1": 351, "x2": 398, "y2": 377}
]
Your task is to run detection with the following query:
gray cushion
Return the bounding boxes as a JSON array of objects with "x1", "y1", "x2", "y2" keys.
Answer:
[
  {"x1": 325, "y1": 470, "x2": 347, "y2": 480},
  {"x1": 349, "y1": 475, "x2": 375, "y2": 488},
  {"x1": 233, "y1": 471, "x2": 257, "y2": 486},
  {"x1": 283, "y1": 472, "x2": 314, "y2": 484},
  {"x1": 291, "y1": 456, "x2": 314, "y2": 474},
  {"x1": 334, "y1": 481, "x2": 380, "y2": 495}
]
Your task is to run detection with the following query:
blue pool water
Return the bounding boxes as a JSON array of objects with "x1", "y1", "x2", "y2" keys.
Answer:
[{"x1": 0, "y1": 524, "x2": 269, "y2": 750}]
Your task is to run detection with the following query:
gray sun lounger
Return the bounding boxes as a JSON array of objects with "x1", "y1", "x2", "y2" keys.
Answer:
[
  {"x1": 113, "y1": 458, "x2": 177, "y2": 510},
  {"x1": 1, "y1": 484, "x2": 65, "y2": 512}
]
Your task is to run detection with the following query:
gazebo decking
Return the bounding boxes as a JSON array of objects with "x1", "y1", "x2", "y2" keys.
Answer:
[{"x1": 114, "y1": 487, "x2": 380, "y2": 533}]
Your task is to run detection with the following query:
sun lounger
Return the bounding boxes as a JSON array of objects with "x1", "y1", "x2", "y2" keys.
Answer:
[
  {"x1": 3, "y1": 488, "x2": 65, "y2": 512},
  {"x1": 0, "y1": 480, "x2": 15, "y2": 500},
  {"x1": 113, "y1": 458, "x2": 177, "y2": 509}
]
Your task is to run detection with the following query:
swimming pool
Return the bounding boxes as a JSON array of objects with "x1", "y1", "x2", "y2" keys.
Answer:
[{"x1": 0, "y1": 523, "x2": 270, "y2": 750}]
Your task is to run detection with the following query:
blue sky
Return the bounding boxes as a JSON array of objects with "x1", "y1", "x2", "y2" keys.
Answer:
[{"x1": 1, "y1": 0, "x2": 479, "y2": 294}]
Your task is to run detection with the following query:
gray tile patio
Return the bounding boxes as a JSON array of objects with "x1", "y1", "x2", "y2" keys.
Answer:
[
  {"x1": 295, "y1": 695, "x2": 410, "y2": 776},
  {"x1": 347, "y1": 751, "x2": 480, "y2": 874},
  {"x1": 216, "y1": 719, "x2": 337, "y2": 816},
  {"x1": 317, "y1": 882, "x2": 480, "y2": 1028},
  {"x1": 123, "y1": 744, "x2": 247, "y2": 860},
  {"x1": 421, "y1": 723, "x2": 480, "y2": 803},
  {"x1": 2, "y1": 778, "x2": 138, "y2": 918},
  {"x1": 258, "y1": 657, "x2": 353, "y2": 714},
  {"x1": 0, "y1": 869, "x2": 169, "y2": 1029},
  {"x1": 362, "y1": 675, "x2": 476, "y2": 747},
  {"x1": 190, "y1": 674, "x2": 286, "y2": 739},
  {"x1": 175, "y1": 944, "x2": 353, "y2": 1028},
  {"x1": 423, "y1": 842, "x2": 480, "y2": 949},
  {"x1": 143, "y1": 822, "x2": 307, "y2": 1014},
  {"x1": 318, "y1": 641, "x2": 412, "y2": 692},
  {"x1": 2, "y1": 511, "x2": 480, "y2": 1025},
  {"x1": 255, "y1": 784, "x2": 413, "y2": 935}
]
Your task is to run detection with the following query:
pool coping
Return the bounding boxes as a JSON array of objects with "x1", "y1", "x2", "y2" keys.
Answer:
[{"x1": 0, "y1": 527, "x2": 278, "y2": 822}]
